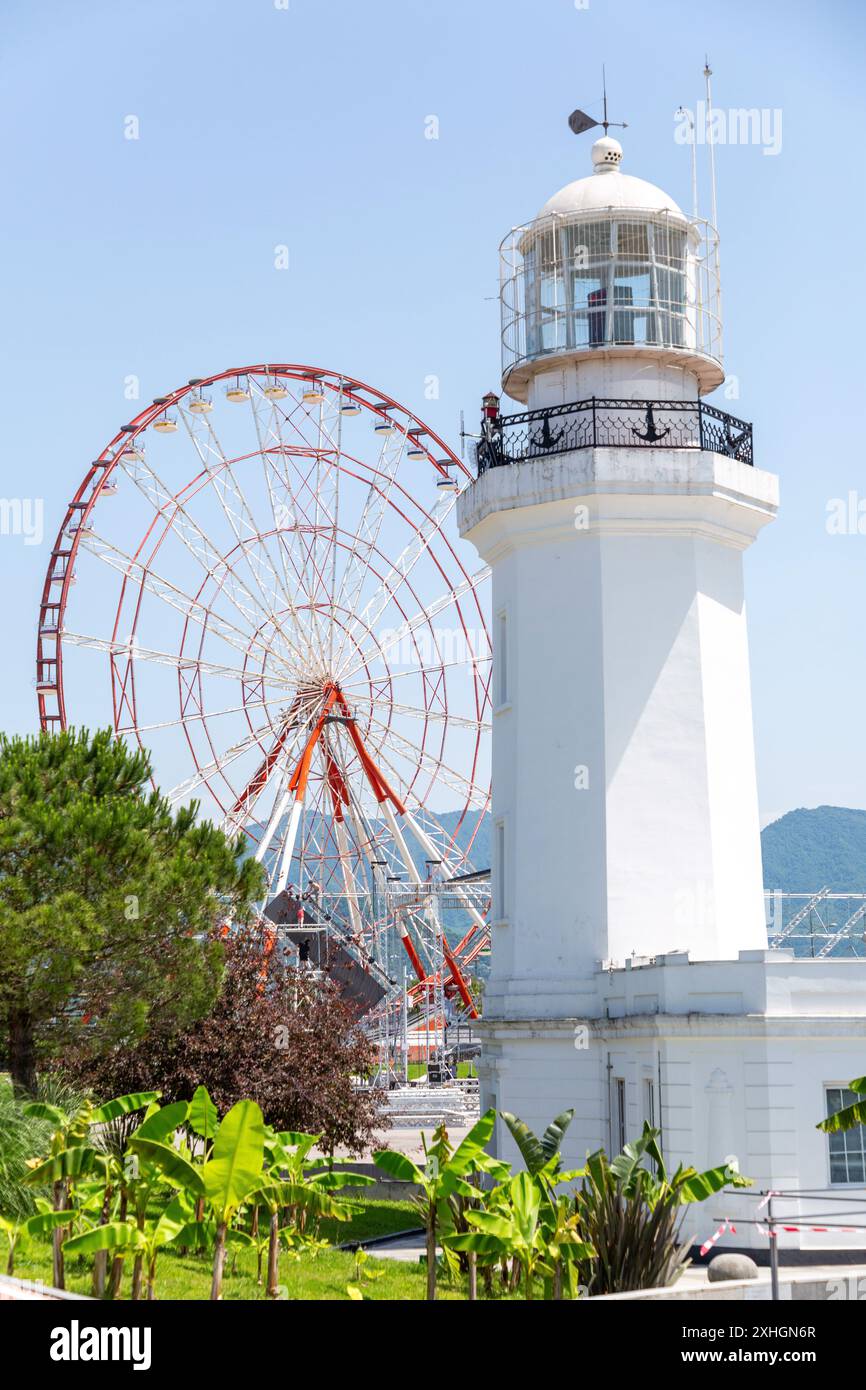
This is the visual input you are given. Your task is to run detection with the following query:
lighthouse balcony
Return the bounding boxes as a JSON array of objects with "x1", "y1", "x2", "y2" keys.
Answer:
[{"x1": 474, "y1": 396, "x2": 753, "y2": 474}]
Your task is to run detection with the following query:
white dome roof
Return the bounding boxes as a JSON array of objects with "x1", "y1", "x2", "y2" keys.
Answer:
[{"x1": 536, "y1": 137, "x2": 686, "y2": 221}]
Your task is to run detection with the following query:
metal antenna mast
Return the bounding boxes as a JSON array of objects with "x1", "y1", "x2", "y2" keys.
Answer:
[
  {"x1": 704, "y1": 56, "x2": 719, "y2": 229},
  {"x1": 676, "y1": 105, "x2": 699, "y2": 220}
]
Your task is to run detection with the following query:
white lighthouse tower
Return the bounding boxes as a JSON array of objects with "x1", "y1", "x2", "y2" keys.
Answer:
[{"x1": 458, "y1": 131, "x2": 866, "y2": 1252}]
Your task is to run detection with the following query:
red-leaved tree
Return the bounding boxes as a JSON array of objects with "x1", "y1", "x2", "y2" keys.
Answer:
[{"x1": 63, "y1": 928, "x2": 385, "y2": 1155}]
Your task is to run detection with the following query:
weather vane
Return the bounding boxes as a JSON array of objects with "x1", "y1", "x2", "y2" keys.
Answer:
[{"x1": 568, "y1": 65, "x2": 628, "y2": 137}]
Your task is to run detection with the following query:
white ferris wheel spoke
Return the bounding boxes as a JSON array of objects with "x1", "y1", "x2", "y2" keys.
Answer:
[
  {"x1": 329, "y1": 426, "x2": 407, "y2": 667},
  {"x1": 338, "y1": 566, "x2": 491, "y2": 684},
  {"x1": 262, "y1": 383, "x2": 348, "y2": 667},
  {"x1": 78, "y1": 530, "x2": 291, "y2": 676},
  {"x1": 119, "y1": 698, "x2": 275, "y2": 735},
  {"x1": 339, "y1": 655, "x2": 492, "y2": 694},
  {"x1": 117, "y1": 447, "x2": 299, "y2": 671},
  {"x1": 338, "y1": 487, "x2": 459, "y2": 671},
  {"x1": 246, "y1": 384, "x2": 326, "y2": 674},
  {"x1": 166, "y1": 724, "x2": 275, "y2": 806},
  {"x1": 345, "y1": 692, "x2": 489, "y2": 731},
  {"x1": 177, "y1": 405, "x2": 305, "y2": 654},
  {"x1": 62, "y1": 630, "x2": 296, "y2": 689}
]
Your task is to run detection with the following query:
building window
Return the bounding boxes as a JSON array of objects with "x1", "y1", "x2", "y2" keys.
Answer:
[
  {"x1": 495, "y1": 609, "x2": 508, "y2": 707},
  {"x1": 614, "y1": 1078, "x2": 626, "y2": 1153},
  {"x1": 494, "y1": 820, "x2": 506, "y2": 921},
  {"x1": 826, "y1": 1087, "x2": 866, "y2": 1185},
  {"x1": 644, "y1": 1077, "x2": 656, "y2": 1129}
]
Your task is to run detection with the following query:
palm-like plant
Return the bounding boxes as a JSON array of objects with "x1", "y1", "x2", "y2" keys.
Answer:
[
  {"x1": 126, "y1": 1095, "x2": 266, "y2": 1301},
  {"x1": 499, "y1": 1108, "x2": 591, "y2": 1298},
  {"x1": 500, "y1": 1108, "x2": 576, "y2": 1181},
  {"x1": 575, "y1": 1123, "x2": 749, "y2": 1295}
]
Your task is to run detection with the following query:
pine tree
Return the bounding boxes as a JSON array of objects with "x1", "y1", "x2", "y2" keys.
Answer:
[{"x1": 0, "y1": 728, "x2": 264, "y2": 1092}]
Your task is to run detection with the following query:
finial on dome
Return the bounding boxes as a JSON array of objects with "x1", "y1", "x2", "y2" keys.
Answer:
[{"x1": 591, "y1": 136, "x2": 623, "y2": 173}]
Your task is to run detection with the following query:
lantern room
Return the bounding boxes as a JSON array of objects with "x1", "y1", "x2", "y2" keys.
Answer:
[{"x1": 499, "y1": 137, "x2": 723, "y2": 405}]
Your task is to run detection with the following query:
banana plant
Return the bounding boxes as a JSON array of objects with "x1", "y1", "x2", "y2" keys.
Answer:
[
  {"x1": 63, "y1": 1193, "x2": 195, "y2": 1300},
  {"x1": 499, "y1": 1107, "x2": 591, "y2": 1298},
  {"x1": 818, "y1": 1076, "x2": 866, "y2": 1134},
  {"x1": 606, "y1": 1123, "x2": 750, "y2": 1208},
  {"x1": 23, "y1": 1092, "x2": 159, "y2": 1291},
  {"x1": 541, "y1": 1191, "x2": 594, "y2": 1300},
  {"x1": 200, "y1": 1099, "x2": 265, "y2": 1300},
  {"x1": 187, "y1": 1085, "x2": 220, "y2": 1158},
  {"x1": 249, "y1": 1128, "x2": 372, "y2": 1297},
  {"x1": 122, "y1": 1099, "x2": 193, "y2": 1299},
  {"x1": 346, "y1": 1248, "x2": 386, "y2": 1301},
  {"x1": 127, "y1": 1097, "x2": 265, "y2": 1299},
  {"x1": 447, "y1": 1170, "x2": 593, "y2": 1300},
  {"x1": 0, "y1": 1203, "x2": 75, "y2": 1277},
  {"x1": 375, "y1": 1109, "x2": 508, "y2": 1301},
  {"x1": 500, "y1": 1108, "x2": 576, "y2": 1182}
]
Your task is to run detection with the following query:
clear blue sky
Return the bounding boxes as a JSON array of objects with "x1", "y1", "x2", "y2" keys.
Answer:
[{"x1": 1, "y1": 0, "x2": 864, "y2": 824}]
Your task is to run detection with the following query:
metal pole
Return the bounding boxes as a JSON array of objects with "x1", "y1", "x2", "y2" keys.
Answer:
[
  {"x1": 704, "y1": 59, "x2": 718, "y2": 231},
  {"x1": 402, "y1": 966, "x2": 409, "y2": 1085},
  {"x1": 767, "y1": 1194, "x2": 780, "y2": 1301}
]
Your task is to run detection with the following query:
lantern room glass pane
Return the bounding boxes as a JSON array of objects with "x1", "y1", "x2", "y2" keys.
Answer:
[{"x1": 508, "y1": 211, "x2": 707, "y2": 368}]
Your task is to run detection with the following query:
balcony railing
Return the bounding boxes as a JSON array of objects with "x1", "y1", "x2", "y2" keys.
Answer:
[{"x1": 474, "y1": 397, "x2": 753, "y2": 474}]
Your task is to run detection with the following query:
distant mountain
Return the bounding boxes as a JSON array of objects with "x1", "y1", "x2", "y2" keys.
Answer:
[
  {"x1": 250, "y1": 802, "x2": 865, "y2": 920},
  {"x1": 760, "y1": 806, "x2": 866, "y2": 892}
]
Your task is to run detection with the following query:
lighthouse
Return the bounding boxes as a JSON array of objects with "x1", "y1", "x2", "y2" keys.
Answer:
[{"x1": 458, "y1": 131, "x2": 866, "y2": 1250}]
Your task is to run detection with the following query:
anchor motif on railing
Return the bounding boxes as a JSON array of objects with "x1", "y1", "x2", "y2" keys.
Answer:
[
  {"x1": 531, "y1": 415, "x2": 564, "y2": 451},
  {"x1": 631, "y1": 404, "x2": 670, "y2": 444},
  {"x1": 724, "y1": 421, "x2": 750, "y2": 456}
]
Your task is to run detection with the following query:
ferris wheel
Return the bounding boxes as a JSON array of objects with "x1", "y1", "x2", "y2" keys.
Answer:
[{"x1": 36, "y1": 365, "x2": 492, "y2": 1012}]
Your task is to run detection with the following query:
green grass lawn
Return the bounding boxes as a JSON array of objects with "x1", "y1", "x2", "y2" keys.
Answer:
[
  {"x1": 11, "y1": 1199, "x2": 524, "y2": 1302},
  {"x1": 406, "y1": 1062, "x2": 477, "y2": 1080},
  {"x1": 318, "y1": 1197, "x2": 420, "y2": 1245},
  {"x1": 15, "y1": 1244, "x2": 526, "y2": 1300}
]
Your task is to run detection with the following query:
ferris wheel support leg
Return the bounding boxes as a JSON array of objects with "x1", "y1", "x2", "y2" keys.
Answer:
[
  {"x1": 380, "y1": 802, "x2": 422, "y2": 885},
  {"x1": 256, "y1": 783, "x2": 292, "y2": 862},
  {"x1": 440, "y1": 937, "x2": 478, "y2": 1018},
  {"x1": 396, "y1": 916, "x2": 427, "y2": 982},
  {"x1": 334, "y1": 816, "x2": 364, "y2": 942},
  {"x1": 275, "y1": 797, "x2": 304, "y2": 895}
]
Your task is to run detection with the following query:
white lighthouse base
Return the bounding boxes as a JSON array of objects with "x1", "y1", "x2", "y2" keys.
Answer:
[{"x1": 480, "y1": 950, "x2": 866, "y2": 1257}]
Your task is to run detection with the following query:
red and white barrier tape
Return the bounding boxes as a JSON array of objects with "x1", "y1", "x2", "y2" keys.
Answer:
[
  {"x1": 703, "y1": 1193, "x2": 866, "y2": 1249},
  {"x1": 757, "y1": 1223, "x2": 866, "y2": 1238},
  {"x1": 700, "y1": 1218, "x2": 737, "y2": 1257}
]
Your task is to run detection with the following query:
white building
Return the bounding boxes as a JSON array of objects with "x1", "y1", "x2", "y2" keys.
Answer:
[{"x1": 457, "y1": 133, "x2": 866, "y2": 1253}]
